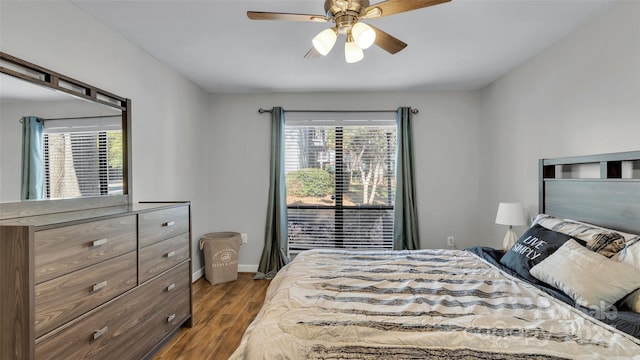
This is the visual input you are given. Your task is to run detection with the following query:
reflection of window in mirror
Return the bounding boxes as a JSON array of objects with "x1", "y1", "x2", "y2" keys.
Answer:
[
  {"x1": 43, "y1": 116, "x2": 123, "y2": 199},
  {"x1": 1, "y1": 72, "x2": 123, "y2": 202},
  {"x1": 20, "y1": 114, "x2": 123, "y2": 201}
]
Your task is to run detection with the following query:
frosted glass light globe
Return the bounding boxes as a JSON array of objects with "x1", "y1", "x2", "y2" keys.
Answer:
[
  {"x1": 345, "y1": 39, "x2": 364, "y2": 63},
  {"x1": 352, "y1": 22, "x2": 376, "y2": 49},
  {"x1": 312, "y1": 28, "x2": 338, "y2": 56}
]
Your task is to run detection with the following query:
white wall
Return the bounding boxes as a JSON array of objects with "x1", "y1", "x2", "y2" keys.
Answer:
[
  {"x1": 208, "y1": 91, "x2": 480, "y2": 270},
  {"x1": 0, "y1": 1, "x2": 212, "y2": 274},
  {"x1": 208, "y1": 2, "x2": 640, "y2": 271},
  {"x1": 478, "y1": 1, "x2": 640, "y2": 247},
  {"x1": 2, "y1": 0, "x2": 637, "y2": 277}
]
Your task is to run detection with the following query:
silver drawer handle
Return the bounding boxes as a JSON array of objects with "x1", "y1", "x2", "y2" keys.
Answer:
[
  {"x1": 163, "y1": 221, "x2": 175, "y2": 227},
  {"x1": 92, "y1": 281, "x2": 108, "y2": 293},
  {"x1": 166, "y1": 251, "x2": 175, "y2": 258},
  {"x1": 90, "y1": 238, "x2": 108, "y2": 248},
  {"x1": 167, "y1": 313, "x2": 176, "y2": 323},
  {"x1": 167, "y1": 283, "x2": 176, "y2": 292},
  {"x1": 93, "y1": 326, "x2": 108, "y2": 340}
]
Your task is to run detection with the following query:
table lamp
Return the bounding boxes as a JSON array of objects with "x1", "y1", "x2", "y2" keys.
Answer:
[{"x1": 495, "y1": 202, "x2": 526, "y2": 251}]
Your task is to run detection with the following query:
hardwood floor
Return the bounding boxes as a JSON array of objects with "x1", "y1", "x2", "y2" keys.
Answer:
[{"x1": 152, "y1": 273, "x2": 270, "y2": 360}]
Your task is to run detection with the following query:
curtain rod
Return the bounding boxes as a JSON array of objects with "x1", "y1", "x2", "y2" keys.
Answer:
[
  {"x1": 19, "y1": 115, "x2": 121, "y2": 123},
  {"x1": 258, "y1": 108, "x2": 419, "y2": 115}
]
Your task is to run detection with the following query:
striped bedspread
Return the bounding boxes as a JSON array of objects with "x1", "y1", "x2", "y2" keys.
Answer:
[{"x1": 230, "y1": 249, "x2": 640, "y2": 359}]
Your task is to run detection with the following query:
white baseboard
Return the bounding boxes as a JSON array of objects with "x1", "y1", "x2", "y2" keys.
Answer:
[
  {"x1": 192, "y1": 267, "x2": 204, "y2": 282},
  {"x1": 238, "y1": 264, "x2": 259, "y2": 273},
  {"x1": 192, "y1": 264, "x2": 258, "y2": 282}
]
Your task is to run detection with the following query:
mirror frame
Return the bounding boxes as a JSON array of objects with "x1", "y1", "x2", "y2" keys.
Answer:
[{"x1": 0, "y1": 52, "x2": 131, "y2": 220}]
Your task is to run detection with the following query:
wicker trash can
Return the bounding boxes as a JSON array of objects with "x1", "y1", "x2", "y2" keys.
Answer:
[{"x1": 199, "y1": 232, "x2": 242, "y2": 285}]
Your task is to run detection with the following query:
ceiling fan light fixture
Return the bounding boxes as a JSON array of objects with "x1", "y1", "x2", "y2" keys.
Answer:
[
  {"x1": 352, "y1": 22, "x2": 376, "y2": 49},
  {"x1": 345, "y1": 34, "x2": 364, "y2": 63},
  {"x1": 364, "y1": 7, "x2": 382, "y2": 18},
  {"x1": 249, "y1": 0, "x2": 451, "y2": 61},
  {"x1": 312, "y1": 28, "x2": 338, "y2": 56}
]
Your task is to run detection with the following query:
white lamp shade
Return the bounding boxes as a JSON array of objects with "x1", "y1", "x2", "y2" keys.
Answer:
[
  {"x1": 345, "y1": 39, "x2": 364, "y2": 63},
  {"x1": 312, "y1": 28, "x2": 337, "y2": 56},
  {"x1": 495, "y1": 202, "x2": 526, "y2": 226},
  {"x1": 352, "y1": 22, "x2": 376, "y2": 49}
]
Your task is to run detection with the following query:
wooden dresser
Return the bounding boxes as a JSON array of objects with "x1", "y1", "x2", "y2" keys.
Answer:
[{"x1": 0, "y1": 202, "x2": 192, "y2": 360}]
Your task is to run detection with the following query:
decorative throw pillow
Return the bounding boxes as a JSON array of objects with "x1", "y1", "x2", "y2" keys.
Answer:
[
  {"x1": 532, "y1": 214, "x2": 564, "y2": 230},
  {"x1": 561, "y1": 218, "x2": 639, "y2": 242},
  {"x1": 500, "y1": 224, "x2": 578, "y2": 283},
  {"x1": 530, "y1": 240, "x2": 640, "y2": 309},
  {"x1": 615, "y1": 240, "x2": 640, "y2": 313},
  {"x1": 586, "y1": 232, "x2": 627, "y2": 257},
  {"x1": 613, "y1": 236, "x2": 640, "y2": 266},
  {"x1": 624, "y1": 290, "x2": 640, "y2": 313},
  {"x1": 533, "y1": 214, "x2": 631, "y2": 257}
]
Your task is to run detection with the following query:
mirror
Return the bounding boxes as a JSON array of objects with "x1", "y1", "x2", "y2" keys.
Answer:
[{"x1": 0, "y1": 52, "x2": 129, "y2": 209}]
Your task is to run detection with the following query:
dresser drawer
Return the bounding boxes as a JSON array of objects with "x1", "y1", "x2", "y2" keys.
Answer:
[
  {"x1": 138, "y1": 206, "x2": 189, "y2": 248},
  {"x1": 131, "y1": 292, "x2": 191, "y2": 358},
  {"x1": 108, "y1": 288, "x2": 191, "y2": 360},
  {"x1": 34, "y1": 215, "x2": 137, "y2": 284},
  {"x1": 35, "y1": 262, "x2": 190, "y2": 360},
  {"x1": 139, "y1": 232, "x2": 190, "y2": 283},
  {"x1": 35, "y1": 251, "x2": 137, "y2": 337}
]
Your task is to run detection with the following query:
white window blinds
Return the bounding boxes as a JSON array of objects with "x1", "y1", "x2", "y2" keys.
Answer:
[
  {"x1": 285, "y1": 113, "x2": 397, "y2": 256},
  {"x1": 43, "y1": 117, "x2": 123, "y2": 199}
]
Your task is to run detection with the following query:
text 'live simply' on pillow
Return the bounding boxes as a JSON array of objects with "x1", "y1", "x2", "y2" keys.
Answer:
[{"x1": 500, "y1": 224, "x2": 583, "y2": 283}]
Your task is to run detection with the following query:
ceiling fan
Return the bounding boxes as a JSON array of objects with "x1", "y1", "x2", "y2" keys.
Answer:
[{"x1": 247, "y1": 0, "x2": 451, "y2": 63}]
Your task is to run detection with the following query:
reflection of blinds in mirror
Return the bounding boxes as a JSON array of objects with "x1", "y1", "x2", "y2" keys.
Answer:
[{"x1": 43, "y1": 129, "x2": 123, "y2": 199}]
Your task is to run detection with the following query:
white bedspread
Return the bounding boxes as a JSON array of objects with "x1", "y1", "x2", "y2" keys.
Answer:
[{"x1": 230, "y1": 249, "x2": 640, "y2": 359}]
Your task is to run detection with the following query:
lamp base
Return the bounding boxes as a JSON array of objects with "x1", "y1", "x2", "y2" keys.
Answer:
[{"x1": 503, "y1": 228, "x2": 518, "y2": 252}]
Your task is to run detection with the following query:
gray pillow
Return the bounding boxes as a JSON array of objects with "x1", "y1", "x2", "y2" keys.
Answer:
[{"x1": 500, "y1": 224, "x2": 578, "y2": 283}]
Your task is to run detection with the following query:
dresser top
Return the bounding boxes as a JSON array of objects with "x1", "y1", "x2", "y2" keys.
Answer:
[{"x1": 0, "y1": 202, "x2": 189, "y2": 228}]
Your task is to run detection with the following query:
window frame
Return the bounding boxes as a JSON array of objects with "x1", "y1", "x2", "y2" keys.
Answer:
[{"x1": 284, "y1": 114, "x2": 397, "y2": 255}]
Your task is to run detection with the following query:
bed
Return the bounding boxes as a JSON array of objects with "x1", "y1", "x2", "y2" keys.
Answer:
[{"x1": 230, "y1": 151, "x2": 640, "y2": 359}]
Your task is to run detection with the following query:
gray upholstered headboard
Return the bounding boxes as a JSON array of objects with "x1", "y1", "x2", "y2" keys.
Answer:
[{"x1": 539, "y1": 151, "x2": 640, "y2": 235}]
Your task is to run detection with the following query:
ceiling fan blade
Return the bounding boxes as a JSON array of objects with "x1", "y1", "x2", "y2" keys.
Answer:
[
  {"x1": 247, "y1": 11, "x2": 329, "y2": 22},
  {"x1": 368, "y1": 24, "x2": 407, "y2": 54},
  {"x1": 304, "y1": 47, "x2": 323, "y2": 59},
  {"x1": 364, "y1": 0, "x2": 450, "y2": 18}
]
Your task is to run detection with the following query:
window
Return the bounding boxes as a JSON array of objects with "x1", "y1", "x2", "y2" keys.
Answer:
[
  {"x1": 285, "y1": 113, "x2": 397, "y2": 256},
  {"x1": 43, "y1": 116, "x2": 123, "y2": 199}
]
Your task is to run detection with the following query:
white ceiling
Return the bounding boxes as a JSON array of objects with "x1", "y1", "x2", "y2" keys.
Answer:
[{"x1": 71, "y1": 0, "x2": 616, "y2": 94}]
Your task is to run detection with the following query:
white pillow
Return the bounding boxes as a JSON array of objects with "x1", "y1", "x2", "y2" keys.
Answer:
[
  {"x1": 624, "y1": 290, "x2": 640, "y2": 313},
  {"x1": 533, "y1": 214, "x2": 635, "y2": 257},
  {"x1": 564, "y1": 219, "x2": 640, "y2": 241},
  {"x1": 615, "y1": 240, "x2": 640, "y2": 312},
  {"x1": 530, "y1": 240, "x2": 640, "y2": 309},
  {"x1": 533, "y1": 214, "x2": 639, "y2": 242},
  {"x1": 613, "y1": 237, "x2": 640, "y2": 269}
]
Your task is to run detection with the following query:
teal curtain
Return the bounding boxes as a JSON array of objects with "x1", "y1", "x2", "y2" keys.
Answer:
[
  {"x1": 255, "y1": 107, "x2": 290, "y2": 279},
  {"x1": 393, "y1": 107, "x2": 420, "y2": 250},
  {"x1": 21, "y1": 116, "x2": 44, "y2": 200}
]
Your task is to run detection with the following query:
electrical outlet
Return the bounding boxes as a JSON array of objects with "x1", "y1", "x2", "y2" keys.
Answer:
[
  {"x1": 447, "y1": 236, "x2": 455, "y2": 247},
  {"x1": 241, "y1": 233, "x2": 248, "y2": 244}
]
